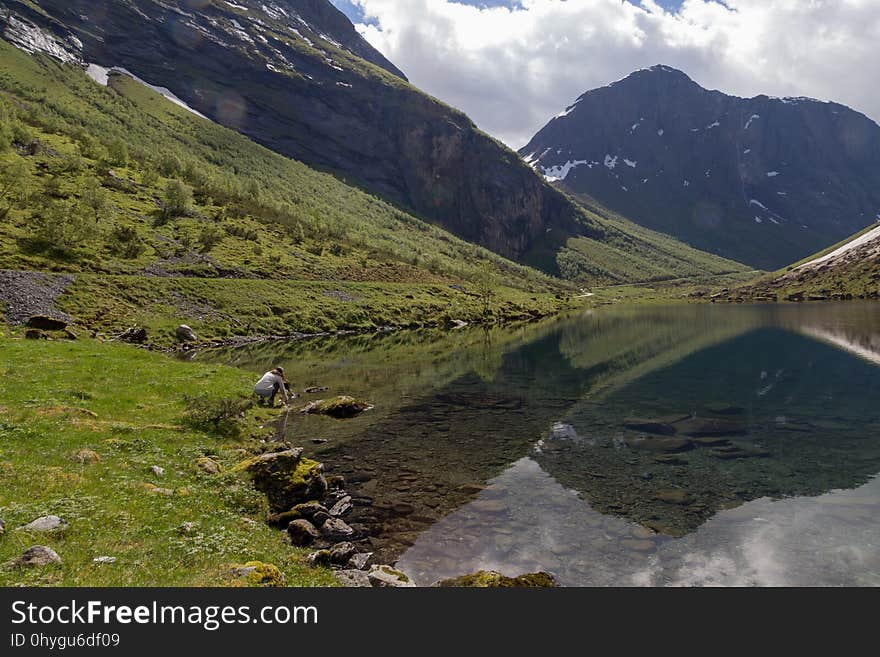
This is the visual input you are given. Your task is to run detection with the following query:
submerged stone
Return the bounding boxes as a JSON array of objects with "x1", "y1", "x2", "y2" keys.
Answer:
[
  {"x1": 301, "y1": 396, "x2": 373, "y2": 419},
  {"x1": 434, "y1": 571, "x2": 557, "y2": 587},
  {"x1": 624, "y1": 418, "x2": 677, "y2": 435}
]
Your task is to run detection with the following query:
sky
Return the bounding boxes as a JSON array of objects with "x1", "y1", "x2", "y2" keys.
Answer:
[{"x1": 329, "y1": 0, "x2": 880, "y2": 149}]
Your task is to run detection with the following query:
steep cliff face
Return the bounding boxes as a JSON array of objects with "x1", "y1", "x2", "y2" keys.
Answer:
[
  {"x1": 0, "y1": 0, "x2": 581, "y2": 263},
  {"x1": 521, "y1": 66, "x2": 880, "y2": 270}
]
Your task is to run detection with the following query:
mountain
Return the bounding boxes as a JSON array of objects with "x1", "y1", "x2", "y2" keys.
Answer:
[
  {"x1": 520, "y1": 65, "x2": 880, "y2": 270},
  {"x1": 0, "y1": 0, "x2": 580, "y2": 263},
  {"x1": 722, "y1": 223, "x2": 880, "y2": 303},
  {"x1": 0, "y1": 1, "x2": 750, "y2": 285}
]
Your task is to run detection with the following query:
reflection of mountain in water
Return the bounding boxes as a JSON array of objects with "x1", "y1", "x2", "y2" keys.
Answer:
[{"x1": 537, "y1": 327, "x2": 880, "y2": 536}]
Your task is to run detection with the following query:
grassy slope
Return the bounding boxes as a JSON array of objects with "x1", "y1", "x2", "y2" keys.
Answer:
[
  {"x1": 0, "y1": 44, "x2": 575, "y2": 341},
  {"x1": 720, "y1": 223, "x2": 880, "y2": 301},
  {"x1": 0, "y1": 333, "x2": 336, "y2": 587}
]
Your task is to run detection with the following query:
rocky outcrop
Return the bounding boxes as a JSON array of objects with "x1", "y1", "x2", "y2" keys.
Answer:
[
  {"x1": 521, "y1": 65, "x2": 880, "y2": 269},
  {"x1": 234, "y1": 448, "x2": 328, "y2": 512}
]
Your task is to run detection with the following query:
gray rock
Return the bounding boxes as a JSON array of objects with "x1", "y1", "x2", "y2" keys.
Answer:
[
  {"x1": 335, "y1": 569, "x2": 372, "y2": 587},
  {"x1": 14, "y1": 546, "x2": 61, "y2": 567},
  {"x1": 93, "y1": 556, "x2": 116, "y2": 564},
  {"x1": 307, "y1": 550, "x2": 333, "y2": 568},
  {"x1": 0, "y1": 518, "x2": 5, "y2": 535},
  {"x1": 329, "y1": 542, "x2": 357, "y2": 565},
  {"x1": 368, "y1": 565, "x2": 416, "y2": 588},
  {"x1": 19, "y1": 515, "x2": 67, "y2": 532},
  {"x1": 287, "y1": 519, "x2": 321, "y2": 547},
  {"x1": 321, "y1": 518, "x2": 355, "y2": 542},
  {"x1": 175, "y1": 325, "x2": 198, "y2": 342},
  {"x1": 329, "y1": 495, "x2": 353, "y2": 518},
  {"x1": 347, "y1": 552, "x2": 373, "y2": 571},
  {"x1": 150, "y1": 465, "x2": 165, "y2": 477},
  {"x1": 292, "y1": 501, "x2": 329, "y2": 520}
]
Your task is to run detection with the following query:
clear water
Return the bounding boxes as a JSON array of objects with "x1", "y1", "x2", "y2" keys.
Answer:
[{"x1": 197, "y1": 303, "x2": 880, "y2": 586}]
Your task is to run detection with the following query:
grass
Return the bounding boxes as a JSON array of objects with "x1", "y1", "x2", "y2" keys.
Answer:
[{"x1": 0, "y1": 332, "x2": 337, "y2": 587}]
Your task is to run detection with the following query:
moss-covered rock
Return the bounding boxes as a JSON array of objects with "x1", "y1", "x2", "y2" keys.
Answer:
[
  {"x1": 434, "y1": 571, "x2": 557, "y2": 587},
  {"x1": 195, "y1": 457, "x2": 222, "y2": 475},
  {"x1": 226, "y1": 561, "x2": 285, "y2": 587},
  {"x1": 301, "y1": 396, "x2": 373, "y2": 419},
  {"x1": 233, "y1": 449, "x2": 327, "y2": 512}
]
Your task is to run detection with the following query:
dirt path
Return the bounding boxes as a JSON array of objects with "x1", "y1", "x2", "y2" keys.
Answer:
[{"x1": 0, "y1": 270, "x2": 76, "y2": 325}]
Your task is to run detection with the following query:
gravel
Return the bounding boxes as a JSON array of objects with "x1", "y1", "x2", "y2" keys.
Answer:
[{"x1": 0, "y1": 270, "x2": 76, "y2": 325}]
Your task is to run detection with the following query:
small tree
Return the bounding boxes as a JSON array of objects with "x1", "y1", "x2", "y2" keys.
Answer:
[
  {"x1": 475, "y1": 264, "x2": 498, "y2": 318},
  {"x1": 79, "y1": 177, "x2": 110, "y2": 224},
  {"x1": 28, "y1": 198, "x2": 97, "y2": 257},
  {"x1": 0, "y1": 160, "x2": 30, "y2": 220},
  {"x1": 161, "y1": 179, "x2": 192, "y2": 221},
  {"x1": 107, "y1": 224, "x2": 147, "y2": 259},
  {"x1": 106, "y1": 138, "x2": 129, "y2": 167},
  {"x1": 197, "y1": 223, "x2": 224, "y2": 253}
]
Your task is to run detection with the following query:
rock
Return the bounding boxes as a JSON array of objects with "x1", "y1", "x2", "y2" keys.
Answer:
[
  {"x1": 305, "y1": 386, "x2": 330, "y2": 394},
  {"x1": 307, "y1": 550, "x2": 333, "y2": 568},
  {"x1": 321, "y1": 518, "x2": 355, "y2": 542},
  {"x1": 654, "y1": 489, "x2": 692, "y2": 505},
  {"x1": 150, "y1": 465, "x2": 165, "y2": 477},
  {"x1": 26, "y1": 315, "x2": 67, "y2": 331},
  {"x1": 632, "y1": 437, "x2": 694, "y2": 453},
  {"x1": 621, "y1": 539, "x2": 656, "y2": 552},
  {"x1": 118, "y1": 327, "x2": 148, "y2": 344},
  {"x1": 624, "y1": 418, "x2": 677, "y2": 435},
  {"x1": 25, "y1": 329, "x2": 49, "y2": 340},
  {"x1": 329, "y1": 495, "x2": 353, "y2": 518},
  {"x1": 326, "y1": 475, "x2": 346, "y2": 490},
  {"x1": 434, "y1": 571, "x2": 557, "y2": 587},
  {"x1": 291, "y1": 501, "x2": 329, "y2": 521},
  {"x1": 347, "y1": 552, "x2": 373, "y2": 570},
  {"x1": 336, "y1": 569, "x2": 372, "y2": 587},
  {"x1": 329, "y1": 542, "x2": 357, "y2": 564},
  {"x1": 705, "y1": 403, "x2": 745, "y2": 415},
  {"x1": 227, "y1": 561, "x2": 285, "y2": 587},
  {"x1": 287, "y1": 519, "x2": 321, "y2": 547},
  {"x1": 690, "y1": 437, "x2": 731, "y2": 447},
  {"x1": 674, "y1": 417, "x2": 747, "y2": 437},
  {"x1": 368, "y1": 565, "x2": 416, "y2": 588},
  {"x1": 267, "y1": 509, "x2": 303, "y2": 528},
  {"x1": 93, "y1": 556, "x2": 116, "y2": 564},
  {"x1": 19, "y1": 515, "x2": 68, "y2": 532},
  {"x1": 72, "y1": 448, "x2": 101, "y2": 464},
  {"x1": 63, "y1": 328, "x2": 78, "y2": 340},
  {"x1": 145, "y1": 485, "x2": 174, "y2": 496},
  {"x1": 654, "y1": 455, "x2": 688, "y2": 465},
  {"x1": 301, "y1": 396, "x2": 373, "y2": 419},
  {"x1": 0, "y1": 519, "x2": 5, "y2": 535},
  {"x1": 13, "y1": 546, "x2": 61, "y2": 568},
  {"x1": 175, "y1": 325, "x2": 198, "y2": 342},
  {"x1": 178, "y1": 522, "x2": 197, "y2": 534},
  {"x1": 195, "y1": 457, "x2": 221, "y2": 475},
  {"x1": 233, "y1": 449, "x2": 327, "y2": 512}
]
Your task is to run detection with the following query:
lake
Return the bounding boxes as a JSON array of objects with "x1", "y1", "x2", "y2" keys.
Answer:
[{"x1": 197, "y1": 302, "x2": 880, "y2": 586}]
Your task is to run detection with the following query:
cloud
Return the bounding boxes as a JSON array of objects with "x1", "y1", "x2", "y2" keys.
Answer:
[{"x1": 353, "y1": 0, "x2": 880, "y2": 148}]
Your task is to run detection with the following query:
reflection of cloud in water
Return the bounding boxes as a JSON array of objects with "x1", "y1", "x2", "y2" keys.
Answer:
[
  {"x1": 397, "y1": 458, "x2": 880, "y2": 587},
  {"x1": 798, "y1": 326, "x2": 880, "y2": 367}
]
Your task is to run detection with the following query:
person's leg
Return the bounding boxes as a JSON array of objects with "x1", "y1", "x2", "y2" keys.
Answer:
[{"x1": 269, "y1": 381, "x2": 280, "y2": 406}]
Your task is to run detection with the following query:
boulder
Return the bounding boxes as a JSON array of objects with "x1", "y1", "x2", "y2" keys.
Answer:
[
  {"x1": 287, "y1": 519, "x2": 321, "y2": 547},
  {"x1": 335, "y1": 569, "x2": 372, "y2": 587},
  {"x1": 329, "y1": 542, "x2": 357, "y2": 565},
  {"x1": 631, "y1": 438, "x2": 694, "y2": 453},
  {"x1": 150, "y1": 465, "x2": 165, "y2": 477},
  {"x1": 434, "y1": 571, "x2": 557, "y2": 587},
  {"x1": 195, "y1": 457, "x2": 222, "y2": 475},
  {"x1": 624, "y1": 418, "x2": 677, "y2": 435},
  {"x1": 321, "y1": 518, "x2": 355, "y2": 542},
  {"x1": 654, "y1": 489, "x2": 692, "y2": 505},
  {"x1": 175, "y1": 325, "x2": 198, "y2": 342},
  {"x1": 301, "y1": 396, "x2": 373, "y2": 419},
  {"x1": 26, "y1": 315, "x2": 67, "y2": 331},
  {"x1": 118, "y1": 327, "x2": 148, "y2": 344},
  {"x1": 72, "y1": 448, "x2": 101, "y2": 464},
  {"x1": 291, "y1": 501, "x2": 329, "y2": 521},
  {"x1": 19, "y1": 515, "x2": 68, "y2": 532},
  {"x1": 25, "y1": 329, "x2": 48, "y2": 340},
  {"x1": 233, "y1": 449, "x2": 327, "y2": 512},
  {"x1": 13, "y1": 546, "x2": 61, "y2": 567},
  {"x1": 226, "y1": 561, "x2": 285, "y2": 587},
  {"x1": 347, "y1": 552, "x2": 373, "y2": 571},
  {"x1": 674, "y1": 417, "x2": 747, "y2": 437},
  {"x1": 329, "y1": 495, "x2": 353, "y2": 518},
  {"x1": 368, "y1": 565, "x2": 416, "y2": 588}
]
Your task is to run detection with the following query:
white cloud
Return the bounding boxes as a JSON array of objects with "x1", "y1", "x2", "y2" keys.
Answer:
[{"x1": 354, "y1": 0, "x2": 880, "y2": 148}]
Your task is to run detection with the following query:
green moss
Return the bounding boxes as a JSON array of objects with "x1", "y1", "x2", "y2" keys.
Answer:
[{"x1": 435, "y1": 570, "x2": 557, "y2": 588}]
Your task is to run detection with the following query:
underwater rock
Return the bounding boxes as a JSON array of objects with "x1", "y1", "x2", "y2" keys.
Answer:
[
  {"x1": 624, "y1": 418, "x2": 677, "y2": 435},
  {"x1": 433, "y1": 571, "x2": 557, "y2": 587}
]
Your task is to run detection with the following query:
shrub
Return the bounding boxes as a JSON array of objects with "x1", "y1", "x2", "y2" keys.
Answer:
[
  {"x1": 183, "y1": 396, "x2": 252, "y2": 439},
  {"x1": 107, "y1": 224, "x2": 147, "y2": 259},
  {"x1": 197, "y1": 224, "x2": 224, "y2": 253},
  {"x1": 161, "y1": 179, "x2": 193, "y2": 220},
  {"x1": 26, "y1": 198, "x2": 97, "y2": 257}
]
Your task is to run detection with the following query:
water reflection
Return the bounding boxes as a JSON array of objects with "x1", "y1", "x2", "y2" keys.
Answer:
[{"x1": 200, "y1": 302, "x2": 880, "y2": 585}]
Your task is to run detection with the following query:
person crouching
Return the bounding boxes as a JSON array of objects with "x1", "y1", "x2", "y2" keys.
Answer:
[{"x1": 254, "y1": 367, "x2": 290, "y2": 407}]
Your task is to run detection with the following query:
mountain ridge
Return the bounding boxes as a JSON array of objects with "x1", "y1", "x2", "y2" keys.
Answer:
[{"x1": 520, "y1": 65, "x2": 880, "y2": 270}]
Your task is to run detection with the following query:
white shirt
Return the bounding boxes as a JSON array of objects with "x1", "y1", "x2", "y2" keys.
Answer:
[{"x1": 254, "y1": 372, "x2": 289, "y2": 402}]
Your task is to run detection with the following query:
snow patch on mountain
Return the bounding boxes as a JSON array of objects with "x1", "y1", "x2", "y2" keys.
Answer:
[
  {"x1": 744, "y1": 114, "x2": 760, "y2": 130},
  {"x1": 624, "y1": 159, "x2": 637, "y2": 168},
  {"x1": 542, "y1": 160, "x2": 589, "y2": 182},
  {"x1": 86, "y1": 64, "x2": 209, "y2": 120},
  {"x1": 604, "y1": 155, "x2": 618, "y2": 170},
  {"x1": 767, "y1": 171, "x2": 780, "y2": 177}
]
